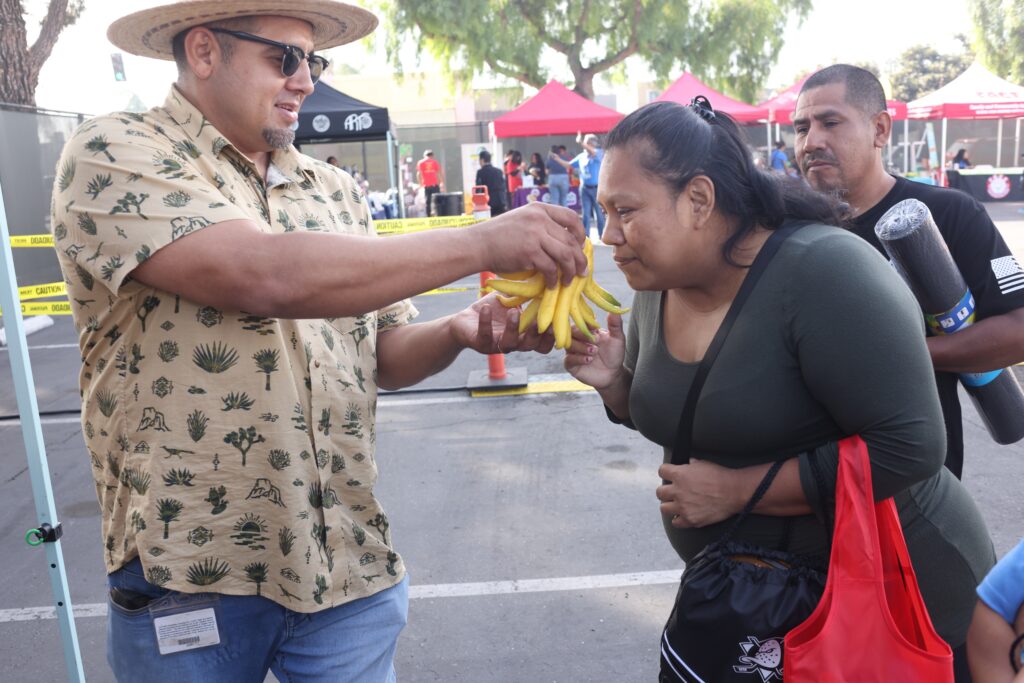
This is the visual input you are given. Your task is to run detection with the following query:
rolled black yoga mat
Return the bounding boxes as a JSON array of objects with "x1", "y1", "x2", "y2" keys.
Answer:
[{"x1": 875, "y1": 198, "x2": 1024, "y2": 445}]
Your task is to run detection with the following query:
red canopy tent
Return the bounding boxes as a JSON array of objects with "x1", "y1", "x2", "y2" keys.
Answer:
[
  {"x1": 908, "y1": 63, "x2": 1024, "y2": 169},
  {"x1": 655, "y1": 72, "x2": 767, "y2": 124},
  {"x1": 491, "y1": 81, "x2": 624, "y2": 138}
]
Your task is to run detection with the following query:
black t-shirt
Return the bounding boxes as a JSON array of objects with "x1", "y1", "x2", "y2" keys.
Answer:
[
  {"x1": 475, "y1": 164, "x2": 507, "y2": 214},
  {"x1": 851, "y1": 176, "x2": 1024, "y2": 478}
]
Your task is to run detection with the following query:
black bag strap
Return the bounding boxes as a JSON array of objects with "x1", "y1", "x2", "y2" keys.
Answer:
[
  {"x1": 666, "y1": 221, "x2": 806, "y2": 543},
  {"x1": 670, "y1": 222, "x2": 805, "y2": 466}
]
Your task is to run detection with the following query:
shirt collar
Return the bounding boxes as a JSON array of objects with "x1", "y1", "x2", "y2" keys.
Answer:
[{"x1": 161, "y1": 86, "x2": 317, "y2": 187}]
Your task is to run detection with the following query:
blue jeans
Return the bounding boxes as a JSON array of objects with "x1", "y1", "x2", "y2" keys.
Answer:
[
  {"x1": 547, "y1": 174, "x2": 570, "y2": 208},
  {"x1": 581, "y1": 185, "x2": 605, "y2": 237},
  {"x1": 107, "y1": 558, "x2": 408, "y2": 683}
]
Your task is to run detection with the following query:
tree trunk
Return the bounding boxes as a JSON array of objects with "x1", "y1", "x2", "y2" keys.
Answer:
[
  {"x1": 572, "y1": 70, "x2": 595, "y2": 101},
  {"x1": 0, "y1": 0, "x2": 71, "y2": 107},
  {"x1": 0, "y1": 0, "x2": 35, "y2": 105}
]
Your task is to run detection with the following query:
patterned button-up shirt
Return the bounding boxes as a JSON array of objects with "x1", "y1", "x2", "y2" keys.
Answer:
[{"x1": 50, "y1": 86, "x2": 417, "y2": 611}]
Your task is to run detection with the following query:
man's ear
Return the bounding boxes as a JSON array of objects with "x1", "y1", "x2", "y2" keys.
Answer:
[
  {"x1": 184, "y1": 27, "x2": 220, "y2": 80},
  {"x1": 872, "y1": 110, "x2": 893, "y2": 150},
  {"x1": 684, "y1": 176, "x2": 716, "y2": 228}
]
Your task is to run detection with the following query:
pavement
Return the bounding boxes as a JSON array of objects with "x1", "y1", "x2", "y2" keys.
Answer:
[{"x1": 1, "y1": 206, "x2": 1023, "y2": 682}]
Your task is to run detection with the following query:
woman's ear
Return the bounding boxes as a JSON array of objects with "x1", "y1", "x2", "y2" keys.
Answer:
[{"x1": 683, "y1": 176, "x2": 716, "y2": 228}]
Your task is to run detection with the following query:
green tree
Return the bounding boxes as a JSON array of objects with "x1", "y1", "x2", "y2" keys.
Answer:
[
  {"x1": 0, "y1": 0, "x2": 84, "y2": 106},
  {"x1": 890, "y1": 41, "x2": 974, "y2": 103},
  {"x1": 969, "y1": 0, "x2": 1024, "y2": 84},
  {"x1": 380, "y1": 0, "x2": 811, "y2": 102}
]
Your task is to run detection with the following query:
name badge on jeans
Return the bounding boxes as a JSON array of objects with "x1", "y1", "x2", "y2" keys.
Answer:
[{"x1": 150, "y1": 594, "x2": 221, "y2": 655}]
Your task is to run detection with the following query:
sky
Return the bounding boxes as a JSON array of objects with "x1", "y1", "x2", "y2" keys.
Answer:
[{"x1": 30, "y1": 0, "x2": 975, "y2": 114}]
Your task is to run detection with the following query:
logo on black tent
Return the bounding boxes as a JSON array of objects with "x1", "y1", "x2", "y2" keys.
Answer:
[
  {"x1": 344, "y1": 113, "x2": 373, "y2": 132},
  {"x1": 312, "y1": 114, "x2": 331, "y2": 133}
]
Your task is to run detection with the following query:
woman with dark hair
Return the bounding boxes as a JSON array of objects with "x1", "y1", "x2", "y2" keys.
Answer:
[
  {"x1": 952, "y1": 148, "x2": 972, "y2": 169},
  {"x1": 505, "y1": 150, "x2": 524, "y2": 194},
  {"x1": 527, "y1": 151, "x2": 547, "y2": 186},
  {"x1": 565, "y1": 99, "x2": 994, "y2": 680}
]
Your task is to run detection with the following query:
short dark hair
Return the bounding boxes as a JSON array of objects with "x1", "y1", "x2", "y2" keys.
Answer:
[
  {"x1": 605, "y1": 101, "x2": 841, "y2": 265},
  {"x1": 171, "y1": 16, "x2": 262, "y2": 75},
  {"x1": 801, "y1": 64, "x2": 887, "y2": 117},
  {"x1": 774, "y1": 140, "x2": 785, "y2": 149},
  {"x1": 479, "y1": 150, "x2": 491, "y2": 163}
]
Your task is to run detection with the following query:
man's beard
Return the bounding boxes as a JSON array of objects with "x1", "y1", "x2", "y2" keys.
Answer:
[{"x1": 263, "y1": 126, "x2": 295, "y2": 150}]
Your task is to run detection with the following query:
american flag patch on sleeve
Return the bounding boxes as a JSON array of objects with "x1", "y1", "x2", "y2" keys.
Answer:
[{"x1": 991, "y1": 256, "x2": 1024, "y2": 294}]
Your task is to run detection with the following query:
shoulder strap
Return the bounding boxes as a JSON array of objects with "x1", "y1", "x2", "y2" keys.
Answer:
[{"x1": 670, "y1": 222, "x2": 805, "y2": 466}]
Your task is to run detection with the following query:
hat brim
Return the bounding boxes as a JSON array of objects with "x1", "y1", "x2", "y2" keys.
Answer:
[{"x1": 108, "y1": 0, "x2": 378, "y2": 60}]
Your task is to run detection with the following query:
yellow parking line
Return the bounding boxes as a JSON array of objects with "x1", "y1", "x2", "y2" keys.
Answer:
[{"x1": 470, "y1": 379, "x2": 594, "y2": 398}]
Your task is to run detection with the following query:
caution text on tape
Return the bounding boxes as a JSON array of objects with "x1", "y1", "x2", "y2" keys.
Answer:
[
  {"x1": 19, "y1": 281, "x2": 67, "y2": 301},
  {"x1": 9, "y1": 234, "x2": 54, "y2": 248},
  {"x1": 0, "y1": 301, "x2": 74, "y2": 317}
]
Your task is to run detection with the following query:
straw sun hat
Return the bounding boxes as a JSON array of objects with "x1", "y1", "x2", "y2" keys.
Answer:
[{"x1": 107, "y1": 0, "x2": 378, "y2": 60}]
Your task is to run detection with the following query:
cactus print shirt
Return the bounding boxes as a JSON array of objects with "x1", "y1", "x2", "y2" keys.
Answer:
[{"x1": 50, "y1": 87, "x2": 417, "y2": 612}]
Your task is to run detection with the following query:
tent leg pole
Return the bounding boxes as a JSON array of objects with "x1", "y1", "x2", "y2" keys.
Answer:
[
  {"x1": 996, "y1": 118, "x2": 1003, "y2": 167},
  {"x1": 386, "y1": 131, "x2": 400, "y2": 219},
  {"x1": 0, "y1": 178, "x2": 85, "y2": 683},
  {"x1": 941, "y1": 118, "x2": 948, "y2": 185},
  {"x1": 765, "y1": 122, "x2": 771, "y2": 165},
  {"x1": 1016, "y1": 118, "x2": 1021, "y2": 168},
  {"x1": 904, "y1": 119, "x2": 910, "y2": 174}
]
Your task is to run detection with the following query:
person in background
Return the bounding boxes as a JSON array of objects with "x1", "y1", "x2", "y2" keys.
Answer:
[
  {"x1": 793, "y1": 64, "x2": 1024, "y2": 484},
  {"x1": 952, "y1": 148, "x2": 973, "y2": 169},
  {"x1": 416, "y1": 149, "x2": 444, "y2": 217},
  {"x1": 550, "y1": 132, "x2": 605, "y2": 239},
  {"x1": 546, "y1": 144, "x2": 571, "y2": 208},
  {"x1": 505, "y1": 150, "x2": 524, "y2": 196},
  {"x1": 475, "y1": 149, "x2": 507, "y2": 216},
  {"x1": 770, "y1": 140, "x2": 791, "y2": 174},
  {"x1": 968, "y1": 539, "x2": 1024, "y2": 682},
  {"x1": 326, "y1": 155, "x2": 341, "y2": 167},
  {"x1": 527, "y1": 152, "x2": 547, "y2": 187},
  {"x1": 52, "y1": 2, "x2": 587, "y2": 680}
]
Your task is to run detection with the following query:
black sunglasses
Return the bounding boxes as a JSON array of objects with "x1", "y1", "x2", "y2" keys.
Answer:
[{"x1": 209, "y1": 28, "x2": 329, "y2": 84}]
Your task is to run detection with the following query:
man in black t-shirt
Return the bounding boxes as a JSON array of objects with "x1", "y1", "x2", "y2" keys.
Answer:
[
  {"x1": 793, "y1": 65, "x2": 1024, "y2": 481},
  {"x1": 475, "y1": 150, "x2": 507, "y2": 216}
]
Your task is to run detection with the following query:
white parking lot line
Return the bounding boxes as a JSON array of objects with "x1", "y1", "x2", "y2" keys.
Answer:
[{"x1": 0, "y1": 569, "x2": 681, "y2": 623}]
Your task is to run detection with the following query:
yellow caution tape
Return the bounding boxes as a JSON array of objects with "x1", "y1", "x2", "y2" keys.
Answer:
[
  {"x1": 18, "y1": 281, "x2": 67, "y2": 301},
  {"x1": 11, "y1": 217, "x2": 483, "y2": 246},
  {"x1": 10, "y1": 234, "x2": 54, "y2": 248},
  {"x1": 0, "y1": 300, "x2": 74, "y2": 316},
  {"x1": 376, "y1": 215, "x2": 480, "y2": 235}
]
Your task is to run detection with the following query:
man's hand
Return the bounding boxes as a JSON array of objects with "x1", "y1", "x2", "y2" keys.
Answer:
[
  {"x1": 656, "y1": 460, "x2": 744, "y2": 528},
  {"x1": 450, "y1": 293, "x2": 554, "y2": 355},
  {"x1": 477, "y1": 203, "x2": 587, "y2": 287}
]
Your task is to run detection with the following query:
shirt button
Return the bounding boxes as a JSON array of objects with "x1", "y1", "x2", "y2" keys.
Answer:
[{"x1": 314, "y1": 360, "x2": 321, "y2": 368}]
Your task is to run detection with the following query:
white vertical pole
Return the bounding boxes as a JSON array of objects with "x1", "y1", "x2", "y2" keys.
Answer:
[
  {"x1": 1015, "y1": 118, "x2": 1021, "y2": 167},
  {"x1": 765, "y1": 121, "x2": 771, "y2": 165},
  {"x1": 0, "y1": 180, "x2": 85, "y2": 682},
  {"x1": 941, "y1": 118, "x2": 948, "y2": 185},
  {"x1": 996, "y1": 118, "x2": 1004, "y2": 167},
  {"x1": 904, "y1": 118, "x2": 910, "y2": 174}
]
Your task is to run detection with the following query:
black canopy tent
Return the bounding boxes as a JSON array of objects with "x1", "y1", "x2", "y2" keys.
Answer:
[{"x1": 294, "y1": 81, "x2": 401, "y2": 213}]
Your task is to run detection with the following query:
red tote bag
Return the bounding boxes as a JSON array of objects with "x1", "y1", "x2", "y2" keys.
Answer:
[{"x1": 784, "y1": 435, "x2": 953, "y2": 682}]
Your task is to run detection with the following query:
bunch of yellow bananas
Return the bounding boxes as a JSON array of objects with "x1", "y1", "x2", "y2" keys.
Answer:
[{"x1": 484, "y1": 239, "x2": 629, "y2": 349}]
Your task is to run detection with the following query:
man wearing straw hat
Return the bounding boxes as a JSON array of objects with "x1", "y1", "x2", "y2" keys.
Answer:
[{"x1": 51, "y1": 2, "x2": 584, "y2": 680}]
